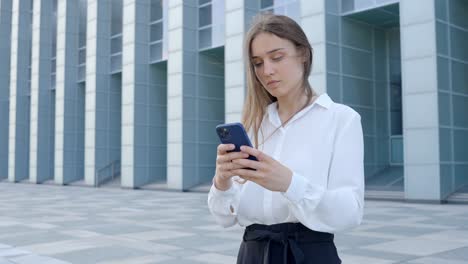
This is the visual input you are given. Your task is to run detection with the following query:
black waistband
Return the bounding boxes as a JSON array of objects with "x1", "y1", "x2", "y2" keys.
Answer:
[{"x1": 243, "y1": 223, "x2": 334, "y2": 264}]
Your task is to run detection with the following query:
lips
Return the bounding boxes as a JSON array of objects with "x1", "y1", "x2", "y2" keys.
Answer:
[{"x1": 267, "y1": 80, "x2": 280, "y2": 86}]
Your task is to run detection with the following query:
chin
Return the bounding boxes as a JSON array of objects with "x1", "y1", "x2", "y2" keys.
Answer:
[{"x1": 268, "y1": 89, "x2": 287, "y2": 99}]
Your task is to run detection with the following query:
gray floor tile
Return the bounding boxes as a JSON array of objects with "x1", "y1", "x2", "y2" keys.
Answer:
[
  {"x1": 0, "y1": 258, "x2": 14, "y2": 264},
  {"x1": 10, "y1": 254, "x2": 72, "y2": 264},
  {"x1": 0, "y1": 232, "x2": 74, "y2": 247},
  {"x1": 340, "y1": 247, "x2": 418, "y2": 262},
  {"x1": 363, "y1": 238, "x2": 466, "y2": 256},
  {"x1": 430, "y1": 246, "x2": 468, "y2": 261},
  {"x1": 0, "y1": 182, "x2": 468, "y2": 264},
  {"x1": 51, "y1": 246, "x2": 152, "y2": 264},
  {"x1": 334, "y1": 234, "x2": 391, "y2": 248},
  {"x1": 363, "y1": 225, "x2": 443, "y2": 237}
]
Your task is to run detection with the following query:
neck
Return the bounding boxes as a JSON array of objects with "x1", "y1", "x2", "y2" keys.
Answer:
[{"x1": 276, "y1": 87, "x2": 310, "y2": 121}]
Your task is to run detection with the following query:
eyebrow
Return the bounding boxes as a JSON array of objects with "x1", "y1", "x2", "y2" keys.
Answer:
[{"x1": 251, "y1": 48, "x2": 285, "y2": 59}]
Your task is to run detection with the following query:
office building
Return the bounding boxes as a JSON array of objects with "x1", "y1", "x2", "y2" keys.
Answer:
[{"x1": 0, "y1": 0, "x2": 467, "y2": 202}]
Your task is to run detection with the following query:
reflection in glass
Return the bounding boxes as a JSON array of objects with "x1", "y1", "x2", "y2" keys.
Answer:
[
  {"x1": 150, "y1": 0, "x2": 163, "y2": 21},
  {"x1": 199, "y1": 27, "x2": 212, "y2": 49},
  {"x1": 199, "y1": 5, "x2": 212, "y2": 27}
]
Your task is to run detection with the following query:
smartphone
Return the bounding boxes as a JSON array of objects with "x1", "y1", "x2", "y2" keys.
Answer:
[{"x1": 215, "y1": 122, "x2": 258, "y2": 162}]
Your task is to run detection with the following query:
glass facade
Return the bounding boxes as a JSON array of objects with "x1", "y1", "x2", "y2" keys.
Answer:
[
  {"x1": 0, "y1": 0, "x2": 466, "y2": 201},
  {"x1": 198, "y1": 0, "x2": 225, "y2": 50},
  {"x1": 436, "y1": 0, "x2": 468, "y2": 197},
  {"x1": 149, "y1": 0, "x2": 168, "y2": 63},
  {"x1": 77, "y1": 0, "x2": 87, "y2": 82},
  {"x1": 342, "y1": 0, "x2": 399, "y2": 13},
  {"x1": 260, "y1": 0, "x2": 300, "y2": 23},
  {"x1": 50, "y1": 0, "x2": 57, "y2": 91},
  {"x1": 110, "y1": 0, "x2": 123, "y2": 73},
  {"x1": 326, "y1": 1, "x2": 404, "y2": 191}
]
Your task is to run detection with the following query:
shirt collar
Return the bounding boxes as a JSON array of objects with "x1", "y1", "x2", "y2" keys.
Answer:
[
  {"x1": 266, "y1": 93, "x2": 333, "y2": 127},
  {"x1": 314, "y1": 93, "x2": 333, "y2": 109}
]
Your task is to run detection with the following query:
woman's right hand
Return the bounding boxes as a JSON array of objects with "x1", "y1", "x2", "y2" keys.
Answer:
[{"x1": 214, "y1": 144, "x2": 249, "y2": 191}]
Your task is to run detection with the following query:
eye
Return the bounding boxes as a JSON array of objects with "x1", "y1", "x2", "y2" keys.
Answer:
[
  {"x1": 272, "y1": 56, "x2": 283, "y2": 61},
  {"x1": 253, "y1": 61, "x2": 263, "y2": 68}
]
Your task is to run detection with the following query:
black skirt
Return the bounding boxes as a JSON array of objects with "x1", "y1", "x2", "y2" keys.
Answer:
[{"x1": 237, "y1": 222, "x2": 341, "y2": 264}]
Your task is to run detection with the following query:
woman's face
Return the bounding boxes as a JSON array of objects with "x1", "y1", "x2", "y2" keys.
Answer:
[{"x1": 250, "y1": 32, "x2": 305, "y2": 99}]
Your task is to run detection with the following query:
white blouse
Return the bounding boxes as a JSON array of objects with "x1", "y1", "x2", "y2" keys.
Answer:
[{"x1": 207, "y1": 93, "x2": 364, "y2": 233}]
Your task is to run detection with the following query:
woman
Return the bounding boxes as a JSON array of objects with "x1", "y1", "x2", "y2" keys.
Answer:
[{"x1": 208, "y1": 13, "x2": 364, "y2": 264}]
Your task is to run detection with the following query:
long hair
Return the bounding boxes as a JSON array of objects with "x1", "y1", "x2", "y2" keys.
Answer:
[{"x1": 242, "y1": 13, "x2": 315, "y2": 148}]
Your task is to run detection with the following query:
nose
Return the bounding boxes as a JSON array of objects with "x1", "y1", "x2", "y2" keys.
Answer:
[{"x1": 263, "y1": 60, "x2": 274, "y2": 76}]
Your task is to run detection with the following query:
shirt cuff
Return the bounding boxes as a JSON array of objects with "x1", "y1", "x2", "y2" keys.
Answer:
[
  {"x1": 209, "y1": 179, "x2": 238, "y2": 216},
  {"x1": 210, "y1": 178, "x2": 237, "y2": 196},
  {"x1": 282, "y1": 172, "x2": 308, "y2": 203}
]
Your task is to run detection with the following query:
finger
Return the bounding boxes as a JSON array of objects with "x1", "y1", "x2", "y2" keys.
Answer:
[
  {"x1": 231, "y1": 168, "x2": 263, "y2": 180},
  {"x1": 219, "y1": 162, "x2": 244, "y2": 173},
  {"x1": 217, "y1": 144, "x2": 235, "y2": 155},
  {"x1": 218, "y1": 171, "x2": 237, "y2": 180},
  {"x1": 229, "y1": 162, "x2": 247, "y2": 171},
  {"x1": 240, "y1": 146, "x2": 270, "y2": 161},
  {"x1": 217, "y1": 152, "x2": 248, "y2": 165},
  {"x1": 224, "y1": 151, "x2": 249, "y2": 162},
  {"x1": 232, "y1": 158, "x2": 263, "y2": 170},
  {"x1": 220, "y1": 161, "x2": 245, "y2": 172}
]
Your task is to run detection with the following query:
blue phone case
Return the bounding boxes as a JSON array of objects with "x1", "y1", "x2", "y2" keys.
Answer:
[{"x1": 215, "y1": 122, "x2": 258, "y2": 162}]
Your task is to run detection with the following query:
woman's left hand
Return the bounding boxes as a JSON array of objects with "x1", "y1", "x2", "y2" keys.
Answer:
[{"x1": 231, "y1": 146, "x2": 293, "y2": 192}]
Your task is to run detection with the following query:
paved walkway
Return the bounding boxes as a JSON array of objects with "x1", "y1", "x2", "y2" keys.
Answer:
[{"x1": 0, "y1": 182, "x2": 467, "y2": 264}]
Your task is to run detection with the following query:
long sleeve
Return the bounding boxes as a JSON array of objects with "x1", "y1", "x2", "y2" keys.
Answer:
[
  {"x1": 207, "y1": 177, "x2": 242, "y2": 228},
  {"x1": 282, "y1": 113, "x2": 365, "y2": 233}
]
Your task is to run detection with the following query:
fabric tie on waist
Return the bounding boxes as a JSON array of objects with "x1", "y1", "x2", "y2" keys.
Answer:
[
  {"x1": 243, "y1": 228, "x2": 304, "y2": 264},
  {"x1": 243, "y1": 223, "x2": 334, "y2": 264}
]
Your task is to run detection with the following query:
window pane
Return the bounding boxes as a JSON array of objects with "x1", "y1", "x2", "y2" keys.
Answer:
[
  {"x1": 199, "y1": 5, "x2": 212, "y2": 27},
  {"x1": 51, "y1": 0, "x2": 57, "y2": 58},
  {"x1": 150, "y1": 42, "x2": 162, "y2": 62},
  {"x1": 199, "y1": 27, "x2": 211, "y2": 49},
  {"x1": 150, "y1": 0, "x2": 163, "y2": 21},
  {"x1": 261, "y1": 0, "x2": 274, "y2": 9},
  {"x1": 111, "y1": 0, "x2": 123, "y2": 35},
  {"x1": 79, "y1": 0, "x2": 87, "y2": 47},
  {"x1": 354, "y1": 0, "x2": 374, "y2": 10},
  {"x1": 50, "y1": 74, "x2": 56, "y2": 90},
  {"x1": 79, "y1": 48, "x2": 86, "y2": 64},
  {"x1": 51, "y1": 58, "x2": 56, "y2": 74},
  {"x1": 391, "y1": 137, "x2": 403, "y2": 163},
  {"x1": 78, "y1": 65, "x2": 86, "y2": 82},
  {"x1": 199, "y1": 0, "x2": 211, "y2": 5},
  {"x1": 341, "y1": 0, "x2": 354, "y2": 13},
  {"x1": 150, "y1": 22, "x2": 163, "y2": 42},
  {"x1": 111, "y1": 36, "x2": 122, "y2": 54},
  {"x1": 111, "y1": 54, "x2": 122, "y2": 72}
]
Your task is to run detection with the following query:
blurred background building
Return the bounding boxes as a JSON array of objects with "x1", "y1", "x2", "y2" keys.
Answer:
[{"x1": 0, "y1": 0, "x2": 467, "y2": 203}]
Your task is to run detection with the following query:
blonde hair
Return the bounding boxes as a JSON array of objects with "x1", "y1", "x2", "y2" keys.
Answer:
[{"x1": 242, "y1": 13, "x2": 316, "y2": 148}]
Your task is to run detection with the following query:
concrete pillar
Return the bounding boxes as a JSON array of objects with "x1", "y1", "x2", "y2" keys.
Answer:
[
  {"x1": 166, "y1": 0, "x2": 185, "y2": 190},
  {"x1": 55, "y1": 0, "x2": 82, "y2": 185},
  {"x1": 166, "y1": 0, "x2": 197, "y2": 190},
  {"x1": 84, "y1": 0, "x2": 112, "y2": 186},
  {"x1": 300, "y1": 0, "x2": 327, "y2": 95},
  {"x1": 0, "y1": 0, "x2": 12, "y2": 180},
  {"x1": 224, "y1": 0, "x2": 258, "y2": 123},
  {"x1": 400, "y1": 0, "x2": 440, "y2": 201},
  {"x1": 8, "y1": 0, "x2": 32, "y2": 182},
  {"x1": 29, "y1": 0, "x2": 54, "y2": 183}
]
